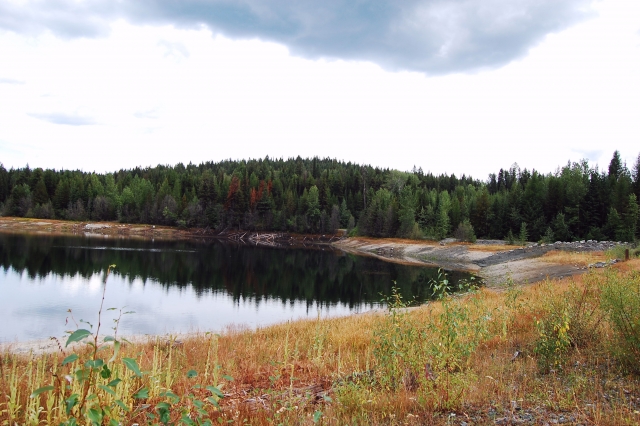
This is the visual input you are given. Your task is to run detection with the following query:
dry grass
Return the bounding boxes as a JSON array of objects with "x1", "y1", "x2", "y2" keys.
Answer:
[
  {"x1": 540, "y1": 249, "x2": 607, "y2": 266},
  {"x1": 2, "y1": 263, "x2": 640, "y2": 425}
]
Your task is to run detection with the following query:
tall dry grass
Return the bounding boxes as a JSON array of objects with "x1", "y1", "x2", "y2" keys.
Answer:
[{"x1": 2, "y1": 259, "x2": 640, "y2": 425}]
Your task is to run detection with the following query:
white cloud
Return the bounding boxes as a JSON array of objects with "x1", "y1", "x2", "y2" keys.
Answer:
[
  {"x1": 0, "y1": 0, "x2": 639, "y2": 178},
  {"x1": 0, "y1": 0, "x2": 595, "y2": 74}
]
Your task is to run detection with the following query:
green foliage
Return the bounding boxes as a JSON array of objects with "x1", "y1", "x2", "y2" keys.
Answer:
[
  {"x1": 371, "y1": 273, "x2": 488, "y2": 410},
  {"x1": 2, "y1": 151, "x2": 639, "y2": 241},
  {"x1": 600, "y1": 270, "x2": 640, "y2": 372},
  {"x1": 533, "y1": 274, "x2": 605, "y2": 372},
  {"x1": 534, "y1": 306, "x2": 571, "y2": 372},
  {"x1": 25, "y1": 265, "x2": 232, "y2": 425},
  {"x1": 453, "y1": 219, "x2": 476, "y2": 243},
  {"x1": 518, "y1": 222, "x2": 528, "y2": 246},
  {"x1": 372, "y1": 285, "x2": 418, "y2": 390},
  {"x1": 541, "y1": 226, "x2": 554, "y2": 244}
]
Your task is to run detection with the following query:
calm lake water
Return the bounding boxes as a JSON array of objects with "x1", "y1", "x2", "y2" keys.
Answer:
[{"x1": 0, "y1": 232, "x2": 474, "y2": 343}]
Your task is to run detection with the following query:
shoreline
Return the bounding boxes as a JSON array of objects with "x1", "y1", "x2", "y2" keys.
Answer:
[
  {"x1": 0, "y1": 216, "x2": 340, "y2": 245},
  {"x1": 0, "y1": 332, "x2": 206, "y2": 356},
  {"x1": 1, "y1": 216, "x2": 623, "y2": 288},
  {"x1": 331, "y1": 237, "x2": 622, "y2": 286}
]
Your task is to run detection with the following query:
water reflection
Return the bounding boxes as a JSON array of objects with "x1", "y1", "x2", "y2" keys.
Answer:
[{"x1": 0, "y1": 233, "x2": 474, "y2": 342}]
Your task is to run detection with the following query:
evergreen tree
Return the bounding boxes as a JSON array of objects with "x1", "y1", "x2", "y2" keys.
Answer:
[
  {"x1": 632, "y1": 153, "x2": 640, "y2": 199},
  {"x1": 621, "y1": 194, "x2": 639, "y2": 241},
  {"x1": 33, "y1": 177, "x2": 50, "y2": 205},
  {"x1": 434, "y1": 191, "x2": 451, "y2": 239},
  {"x1": 519, "y1": 222, "x2": 528, "y2": 246},
  {"x1": 471, "y1": 188, "x2": 491, "y2": 238},
  {"x1": 604, "y1": 208, "x2": 623, "y2": 241},
  {"x1": 53, "y1": 178, "x2": 70, "y2": 212},
  {"x1": 608, "y1": 150, "x2": 623, "y2": 181}
]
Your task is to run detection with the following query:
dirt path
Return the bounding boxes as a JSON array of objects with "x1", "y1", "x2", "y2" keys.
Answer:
[{"x1": 332, "y1": 237, "x2": 624, "y2": 286}]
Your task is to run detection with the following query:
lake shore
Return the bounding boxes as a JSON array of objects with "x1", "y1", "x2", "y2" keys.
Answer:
[
  {"x1": 333, "y1": 236, "x2": 625, "y2": 286},
  {"x1": 1, "y1": 218, "x2": 637, "y2": 423},
  {"x1": 0, "y1": 216, "x2": 625, "y2": 287},
  {"x1": 3, "y1": 262, "x2": 639, "y2": 425}
]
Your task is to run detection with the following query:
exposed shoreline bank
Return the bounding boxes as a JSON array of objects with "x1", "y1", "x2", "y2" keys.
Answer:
[
  {"x1": 1, "y1": 216, "x2": 626, "y2": 288},
  {"x1": 333, "y1": 237, "x2": 625, "y2": 287}
]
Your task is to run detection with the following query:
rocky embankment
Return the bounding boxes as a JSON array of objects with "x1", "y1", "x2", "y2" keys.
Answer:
[{"x1": 332, "y1": 238, "x2": 629, "y2": 286}]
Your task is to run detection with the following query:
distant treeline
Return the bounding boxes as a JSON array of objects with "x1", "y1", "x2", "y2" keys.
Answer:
[{"x1": 1, "y1": 151, "x2": 639, "y2": 242}]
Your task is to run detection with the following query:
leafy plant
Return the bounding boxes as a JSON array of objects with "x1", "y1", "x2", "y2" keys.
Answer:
[
  {"x1": 27, "y1": 265, "x2": 232, "y2": 424},
  {"x1": 423, "y1": 280, "x2": 489, "y2": 409},
  {"x1": 453, "y1": 219, "x2": 477, "y2": 243},
  {"x1": 534, "y1": 306, "x2": 571, "y2": 372},
  {"x1": 600, "y1": 270, "x2": 640, "y2": 372},
  {"x1": 372, "y1": 285, "x2": 418, "y2": 390},
  {"x1": 519, "y1": 222, "x2": 528, "y2": 246}
]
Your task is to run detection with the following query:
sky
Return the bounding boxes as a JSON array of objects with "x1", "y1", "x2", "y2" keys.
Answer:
[{"x1": 0, "y1": 0, "x2": 639, "y2": 180}]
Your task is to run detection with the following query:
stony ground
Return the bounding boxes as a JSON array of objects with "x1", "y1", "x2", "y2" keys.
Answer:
[{"x1": 332, "y1": 238, "x2": 627, "y2": 286}]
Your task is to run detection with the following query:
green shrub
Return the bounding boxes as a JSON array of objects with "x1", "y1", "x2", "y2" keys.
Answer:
[
  {"x1": 26, "y1": 265, "x2": 231, "y2": 425},
  {"x1": 372, "y1": 286, "x2": 419, "y2": 390},
  {"x1": 534, "y1": 304, "x2": 571, "y2": 372},
  {"x1": 533, "y1": 275, "x2": 604, "y2": 372},
  {"x1": 541, "y1": 227, "x2": 554, "y2": 244},
  {"x1": 453, "y1": 220, "x2": 476, "y2": 243},
  {"x1": 600, "y1": 270, "x2": 640, "y2": 372}
]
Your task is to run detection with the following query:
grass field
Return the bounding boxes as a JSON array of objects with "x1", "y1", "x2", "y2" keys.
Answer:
[{"x1": 2, "y1": 258, "x2": 640, "y2": 425}]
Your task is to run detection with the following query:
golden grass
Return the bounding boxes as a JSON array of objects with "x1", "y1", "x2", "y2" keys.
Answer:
[
  {"x1": 540, "y1": 249, "x2": 607, "y2": 266},
  {"x1": 2, "y1": 263, "x2": 640, "y2": 425}
]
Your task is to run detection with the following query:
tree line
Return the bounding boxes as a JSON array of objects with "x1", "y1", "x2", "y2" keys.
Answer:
[{"x1": 1, "y1": 151, "x2": 639, "y2": 242}]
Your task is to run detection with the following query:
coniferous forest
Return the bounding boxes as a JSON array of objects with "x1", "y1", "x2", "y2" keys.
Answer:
[{"x1": 1, "y1": 150, "x2": 639, "y2": 242}]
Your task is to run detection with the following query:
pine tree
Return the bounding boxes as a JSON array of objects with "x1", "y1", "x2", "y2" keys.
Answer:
[
  {"x1": 632, "y1": 153, "x2": 640, "y2": 199},
  {"x1": 33, "y1": 177, "x2": 50, "y2": 205},
  {"x1": 608, "y1": 150, "x2": 623, "y2": 181}
]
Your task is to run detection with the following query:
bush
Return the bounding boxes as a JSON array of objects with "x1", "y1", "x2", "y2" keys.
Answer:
[
  {"x1": 541, "y1": 227, "x2": 554, "y2": 244},
  {"x1": 453, "y1": 220, "x2": 476, "y2": 243},
  {"x1": 23, "y1": 265, "x2": 231, "y2": 425},
  {"x1": 600, "y1": 270, "x2": 640, "y2": 372},
  {"x1": 27, "y1": 202, "x2": 55, "y2": 219},
  {"x1": 533, "y1": 274, "x2": 605, "y2": 372},
  {"x1": 372, "y1": 285, "x2": 420, "y2": 390},
  {"x1": 534, "y1": 304, "x2": 571, "y2": 372}
]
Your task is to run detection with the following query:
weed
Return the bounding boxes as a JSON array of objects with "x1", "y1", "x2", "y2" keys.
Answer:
[
  {"x1": 600, "y1": 269, "x2": 640, "y2": 372},
  {"x1": 20, "y1": 265, "x2": 232, "y2": 425},
  {"x1": 372, "y1": 285, "x2": 419, "y2": 390},
  {"x1": 534, "y1": 304, "x2": 571, "y2": 372}
]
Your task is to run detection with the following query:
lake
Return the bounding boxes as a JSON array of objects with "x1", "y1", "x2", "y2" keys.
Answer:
[{"x1": 0, "y1": 232, "x2": 474, "y2": 343}]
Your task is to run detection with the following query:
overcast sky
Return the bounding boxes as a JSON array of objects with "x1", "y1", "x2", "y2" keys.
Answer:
[{"x1": 0, "y1": 0, "x2": 639, "y2": 180}]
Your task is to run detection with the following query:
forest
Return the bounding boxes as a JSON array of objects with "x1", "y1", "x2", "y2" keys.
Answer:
[{"x1": 0, "y1": 151, "x2": 639, "y2": 242}]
